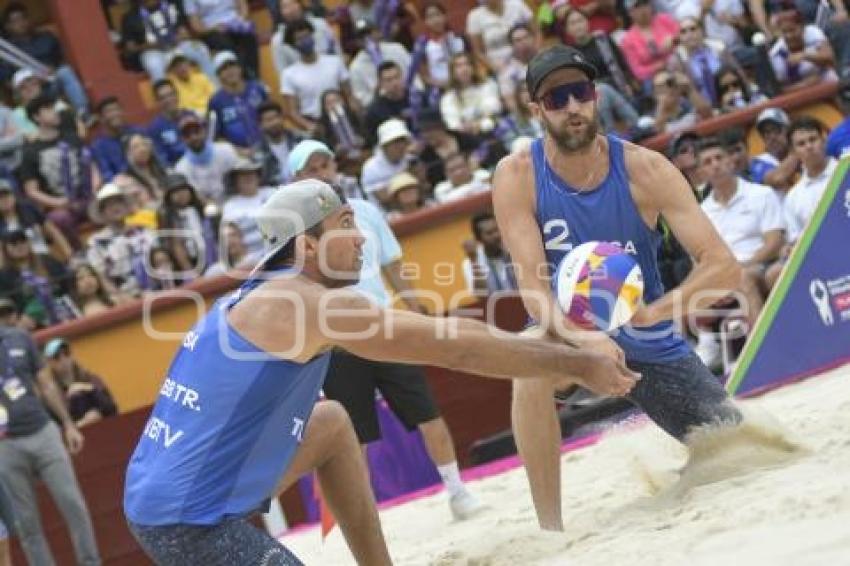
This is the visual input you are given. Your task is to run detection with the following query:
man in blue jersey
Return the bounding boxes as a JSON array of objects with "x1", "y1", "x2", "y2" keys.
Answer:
[
  {"x1": 147, "y1": 79, "x2": 192, "y2": 165},
  {"x1": 123, "y1": 178, "x2": 639, "y2": 565},
  {"x1": 492, "y1": 45, "x2": 745, "y2": 532},
  {"x1": 208, "y1": 51, "x2": 268, "y2": 149}
]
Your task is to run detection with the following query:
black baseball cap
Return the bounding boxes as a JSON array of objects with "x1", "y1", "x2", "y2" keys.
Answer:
[{"x1": 526, "y1": 45, "x2": 598, "y2": 100}]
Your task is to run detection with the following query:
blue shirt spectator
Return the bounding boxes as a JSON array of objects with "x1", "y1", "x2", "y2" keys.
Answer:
[
  {"x1": 91, "y1": 97, "x2": 144, "y2": 181},
  {"x1": 208, "y1": 53, "x2": 267, "y2": 148},
  {"x1": 147, "y1": 79, "x2": 192, "y2": 165},
  {"x1": 825, "y1": 115, "x2": 850, "y2": 158}
]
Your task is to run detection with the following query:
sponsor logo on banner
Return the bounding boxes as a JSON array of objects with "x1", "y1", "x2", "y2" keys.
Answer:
[{"x1": 809, "y1": 275, "x2": 850, "y2": 326}]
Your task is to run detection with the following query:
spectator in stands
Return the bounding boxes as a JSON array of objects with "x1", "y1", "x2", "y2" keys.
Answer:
[
  {"x1": 412, "y1": 2, "x2": 470, "y2": 92},
  {"x1": 620, "y1": 0, "x2": 680, "y2": 86},
  {"x1": 317, "y1": 90, "x2": 367, "y2": 169},
  {"x1": 174, "y1": 113, "x2": 240, "y2": 204},
  {"x1": 362, "y1": 118, "x2": 416, "y2": 207},
  {"x1": 166, "y1": 53, "x2": 216, "y2": 116},
  {"x1": 433, "y1": 153, "x2": 491, "y2": 202},
  {"x1": 720, "y1": 127, "x2": 754, "y2": 181},
  {"x1": 466, "y1": 0, "x2": 534, "y2": 73},
  {"x1": 280, "y1": 19, "x2": 355, "y2": 134},
  {"x1": 19, "y1": 94, "x2": 97, "y2": 250},
  {"x1": 700, "y1": 0, "x2": 747, "y2": 48},
  {"x1": 287, "y1": 139, "x2": 367, "y2": 201},
  {"x1": 114, "y1": 133, "x2": 167, "y2": 211},
  {"x1": 86, "y1": 183, "x2": 155, "y2": 296},
  {"x1": 698, "y1": 137, "x2": 784, "y2": 331},
  {"x1": 440, "y1": 52, "x2": 503, "y2": 135},
  {"x1": 142, "y1": 245, "x2": 183, "y2": 290},
  {"x1": 221, "y1": 158, "x2": 274, "y2": 257},
  {"x1": 1, "y1": 2, "x2": 90, "y2": 118},
  {"x1": 499, "y1": 81, "x2": 544, "y2": 146},
  {"x1": 184, "y1": 0, "x2": 259, "y2": 78},
  {"x1": 271, "y1": 0, "x2": 341, "y2": 74},
  {"x1": 385, "y1": 171, "x2": 433, "y2": 217},
  {"x1": 157, "y1": 173, "x2": 216, "y2": 275},
  {"x1": 826, "y1": 112, "x2": 850, "y2": 159},
  {"x1": 348, "y1": 19, "x2": 412, "y2": 108},
  {"x1": 667, "y1": 131, "x2": 703, "y2": 191},
  {"x1": 0, "y1": 101, "x2": 23, "y2": 177},
  {"x1": 0, "y1": 313, "x2": 100, "y2": 566},
  {"x1": 715, "y1": 64, "x2": 766, "y2": 113},
  {"x1": 0, "y1": 228, "x2": 73, "y2": 329},
  {"x1": 44, "y1": 337, "x2": 117, "y2": 427},
  {"x1": 498, "y1": 23, "x2": 538, "y2": 113},
  {"x1": 120, "y1": 0, "x2": 217, "y2": 81},
  {"x1": 751, "y1": 107, "x2": 800, "y2": 192},
  {"x1": 204, "y1": 221, "x2": 258, "y2": 275},
  {"x1": 256, "y1": 100, "x2": 301, "y2": 186},
  {"x1": 651, "y1": 69, "x2": 713, "y2": 133},
  {"x1": 365, "y1": 61, "x2": 415, "y2": 146},
  {"x1": 770, "y1": 9, "x2": 837, "y2": 92},
  {"x1": 69, "y1": 262, "x2": 124, "y2": 317},
  {"x1": 564, "y1": 9, "x2": 639, "y2": 101},
  {"x1": 10, "y1": 68, "x2": 80, "y2": 138},
  {"x1": 0, "y1": 180, "x2": 71, "y2": 261},
  {"x1": 91, "y1": 96, "x2": 144, "y2": 182},
  {"x1": 462, "y1": 211, "x2": 516, "y2": 295},
  {"x1": 555, "y1": 0, "x2": 618, "y2": 41},
  {"x1": 147, "y1": 79, "x2": 191, "y2": 166},
  {"x1": 670, "y1": 17, "x2": 737, "y2": 108},
  {"x1": 208, "y1": 51, "x2": 268, "y2": 149}
]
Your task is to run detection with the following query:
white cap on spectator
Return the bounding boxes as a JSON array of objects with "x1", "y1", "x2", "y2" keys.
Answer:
[
  {"x1": 387, "y1": 172, "x2": 419, "y2": 196},
  {"x1": 756, "y1": 108, "x2": 790, "y2": 130},
  {"x1": 377, "y1": 119, "x2": 411, "y2": 146},
  {"x1": 12, "y1": 67, "x2": 38, "y2": 89},
  {"x1": 88, "y1": 183, "x2": 130, "y2": 224},
  {"x1": 213, "y1": 51, "x2": 239, "y2": 73},
  {"x1": 288, "y1": 140, "x2": 334, "y2": 176}
]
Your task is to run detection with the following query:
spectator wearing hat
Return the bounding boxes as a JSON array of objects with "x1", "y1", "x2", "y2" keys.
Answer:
[
  {"x1": 44, "y1": 338, "x2": 117, "y2": 428},
  {"x1": 751, "y1": 107, "x2": 799, "y2": 192},
  {"x1": 10, "y1": 69, "x2": 80, "y2": 138},
  {"x1": 441, "y1": 52, "x2": 503, "y2": 136},
  {"x1": 433, "y1": 153, "x2": 491, "y2": 203},
  {"x1": 386, "y1": 171, "x2": 433, "y2": 217},
  {"x1": 770, "y1": 9, "x2": 837, "y2": 92},
  {"x1": 208, "y1": 51, "x2": 268, "y2": 149},
  {"x1": 256, "y1": 100, "x2": 302, "y2": 186},
  {"x1": 174, "y1": 113, "x2": 241, "y2": 204},
  {"x1": 365, "y1": 61, "x2": 416, "y2": 147},
  {"x1": 271, "y1": 0, "x2": 342, "y2": 75},
  {"x1": 221, "y1": 158, "x2": 275, "y2": 257},
  {"x1": 157, "y1": 173, "x2": 217, "y2": 275},
  {"x1": 19, "y1": 94, "x2": 97, "y2": 250},
  {"x1": 287, "y1": 139, "x2": 367, "y2": 201},
  {"x1": 147, "y1": 79, "x2": 193, "y2": 166},
  {"x1": 620, "y1": 0, "x2": 680, "y2": 86},
  {"x1": 668, "y1": 131, "x2": 703, "y2": 189},
  {"x1": 0, "y1": 228, "x2": 73, "y2": 329},
  {"x1": 120, "y1": 0, "x2": 217, "y2": 81},
  {"x1": 349, "y1": 19, "x2": 413, "y2": 108},
  {"x1": 69, "y1": 262, "x2": 125, "y2": 318},
  {"x1": 85, "y1": 183, "x2": 155, "y2": 296},
  {"x1": 0, "y1": 2, "x2": 90, "y2": 118},
  {"x1": 461, "y1": 212, "x2": 516, "y2": 295},
  {"x1": 0, "y1": 308, "x2": 100, "y2": 566},
  {"x1": 91, "y1": 96, "x2": 145, "y2": 182},
  {"x1": 0, "y1": 180, "x2": 71, "y2": 261},
  {"x1": 466, "y1": 0, "x2": 534, "y2": 73},
  {"x1": 166, "y1": 52, "x2": 216, "y2": 115},
  {"x1": 184, "y1": 0, "x2": 259, "y2": 78},
  {"x1": 362, "y1": 119, "x2": 416, "y2": 208},
  {"x1": 280, "y1": 19, "x2": 355, "y2": 134}
]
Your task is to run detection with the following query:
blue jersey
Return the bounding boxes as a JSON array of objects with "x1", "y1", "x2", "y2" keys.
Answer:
[
  {"x1": 124, "y1": 269, "x2": 330, "y2": 526},
  {"x1": 147, "y1": 112, "x2": 191, "y2": 165},
  {"x1": 92, "y1": 126, "x2": 145, "y2": 181},
  {"x1": 531, "y1": 137, "x2": 691, "y2": 363},
  {"x1": 208, "y1": 81, "x2": 267, "y2": 148}
]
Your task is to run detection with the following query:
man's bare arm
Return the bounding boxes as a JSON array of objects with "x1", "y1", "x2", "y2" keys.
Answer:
[{"x1": 743, "y1": 229, "x2": 784, "y2": 267}]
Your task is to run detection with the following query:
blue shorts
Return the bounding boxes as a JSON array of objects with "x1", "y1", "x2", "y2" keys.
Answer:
[{"x1": 128, "y1": 518, "x2": 303, "y2": 566}]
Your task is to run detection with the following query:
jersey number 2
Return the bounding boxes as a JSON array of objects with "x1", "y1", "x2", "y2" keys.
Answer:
[{"x1": 543, "y1": 219, "x2": 572, "y2": 251}]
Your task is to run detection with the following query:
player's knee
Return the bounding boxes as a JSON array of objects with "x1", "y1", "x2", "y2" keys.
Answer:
[{"x1": 318, "y1": 399, "x2": 351, "y2": 428}]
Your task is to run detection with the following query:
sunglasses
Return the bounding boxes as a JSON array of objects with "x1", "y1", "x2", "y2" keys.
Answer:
[
  {"x1": 538, "y1": 81, "x2": 596, "y2": 110},
  {"x1": 680, "y1": 26, "x2": 698, "y2": 33},
  {"x1": 720, "y1": 79, "x2": 741, "y2": 90}
]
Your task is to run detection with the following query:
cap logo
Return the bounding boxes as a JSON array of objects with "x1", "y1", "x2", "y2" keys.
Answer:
[{"x1": 317, "y1": 194, "x2": 334, "y2": 214}]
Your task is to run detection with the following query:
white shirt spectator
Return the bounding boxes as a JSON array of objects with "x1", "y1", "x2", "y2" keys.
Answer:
[
  {"x1": 466, "y1": 0, "x2": 532, "y2": 71},
  {"x1": 350, "y1": 198, "x2": 402, "y2": 306},
  {"x1": 498, "y1": 58, "x2": 528, "y2": 105},
  {"x1": 182, "y1": 0, "x2": 245, "y2": 28},
  {"x1": 221, "y1": 187, "x2": 276, "y2": 256},
  {"x1": 785, "y1": 157, "x2": 837, "y2": 242},
  {"x1": 462, "y1": 244, "x2": 516, "y2": 294},
  {"x1": 349, "y1": 41, "x2": 412, "y2": 108},
  {"x1": 280, "y1": 54, "x2": 349, "y2": 120},
  {"x1": 434, "y1": 169, "x2": 491, "y2": 203},
  {"x1": 270, "y1": 18, "x2": 341, "y2": 74},
  {"x1": 424, "y1": 34, "x2": 467, "y2": 85},
  {"x1": 704, "y1": 0, "x2": 745, "y2": 46},
  {"x1": 175, "y1": 142, "x2": 240, "y2": 204},
  {"x1": 361, "y1": 150, "x2": 411, "y2": 198},
  {"x1": 440, "y1": 79, "x2": 503, "y2": 133},
  {"x1": 86, "y1": 225, "x2": 155, "y2": 296},
  {"x1": 701, "y1": 178, "x2": 785, "y2": 263},
  {"x1": 770, "y1": 25, "x2": 837, "y2": 86}
]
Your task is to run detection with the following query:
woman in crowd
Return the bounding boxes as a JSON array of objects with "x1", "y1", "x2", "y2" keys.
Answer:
[
  {"x1": 440, "y1": 52, "x2": 503, "y2": 135},
  {"x1": 44, "y1": 337, "x2": 118, "y2": 428},
  {"x1": 317, "y1": 89, "x2": 367, "y2": 171},
  {"x1": 412, "y1": 2, "x2": 471, "y2": 92},
  {"x1": 620, "y1": 0, "x2": 679, "y2": 90},
  {"x1": 69, "y1": 262, "x2": 124, "y2": 318},
  {"x1": 715, "y1": 64, "x2": 766, "y2": 113},
  {"x1": 497, "y1": 81, "x2": 544, "y2": 148},
  {"x1": 669, "y1": 17, "x2": 738, "y2": 109},
  {"x1": 157, "y1": 173, "x2": 216, "y2": 276},
  {"x1": 114, "y1": 133, "x2": 167, "y2": 212},
  {"x1": 0, "y1": 181, "x2": 72, "y2": 261},
  {"x1": 143, "y1": 245, "x2": 183, "y2": 291}
]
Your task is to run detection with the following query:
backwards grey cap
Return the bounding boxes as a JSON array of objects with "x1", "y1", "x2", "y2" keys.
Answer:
[{"x1": 254, "y1": 179, "x2": 345, "y2": 267}]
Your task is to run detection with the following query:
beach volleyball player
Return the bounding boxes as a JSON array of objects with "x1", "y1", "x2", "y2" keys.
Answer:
[
  {"x1": 122, "y1": 179, "x2": 638, "y2": 565},
  {"x1": 492, "y1": 45, "x2": 744, "y2": 531}
]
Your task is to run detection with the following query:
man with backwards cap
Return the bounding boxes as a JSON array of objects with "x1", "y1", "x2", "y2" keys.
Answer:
[
  {"x1": 123, "y1": 178, "x2": 638, "y2": 564},
  {"x1": 492, "y1": 44, "x2": 746, "y2": 531}
]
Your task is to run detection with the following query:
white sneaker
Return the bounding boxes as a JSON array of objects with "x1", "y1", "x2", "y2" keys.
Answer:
[
  {"x1": 449, "y1": 490, "x2": 485, "y2": 521},
  {"x1": 694, "y1": 330, "x2": 721, "y2": 370}
]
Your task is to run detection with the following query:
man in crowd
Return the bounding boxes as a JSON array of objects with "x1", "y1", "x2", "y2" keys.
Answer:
[
  {"x1": 256, "y1": 100, "x2": 301, "y2": 186},
  {"x1": 147, "y1": 79, "x2": 192, "y2": 166},
  {"x1": 208, "y1": 52, "x2": 268, "y2": 150},
  {"x1": 91, "y1": 97, "x2": 144, "y2": 182},
  {"x1": 362, "y1": 119, "x2": 415, "y2": 208},
  {"x1": 271, "y1": 0, "x2": 341, "y2": 73},
  {"x1": 174, "y1": 113, "x2": 240, "y2": 204},
  {"x1": 462, "y1": 212, "x2": 517, "y2": 295},
  {"x1": 666, "y1": 131, "x2": 703, "y2": 192},
  {"x1": 751, "y1": 108, "x2": 799, "y2": 193},
  {"x1": 365, "y1": 61, "x2": 414, "y2": 146},
  {"x1": 498, "y1": 23, "x2": 538, "y2": 113},
  {"x1": 348, "y1": 19, "x2": 412, "y2": 108},
  {"x1": 0, "y1": 298, "x2": 100, "y2": 565}
]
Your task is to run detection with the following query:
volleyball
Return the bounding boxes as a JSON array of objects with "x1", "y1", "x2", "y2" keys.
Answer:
[{"x1": 554, "y1": 241, "x2": 644, "y2": 331}]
